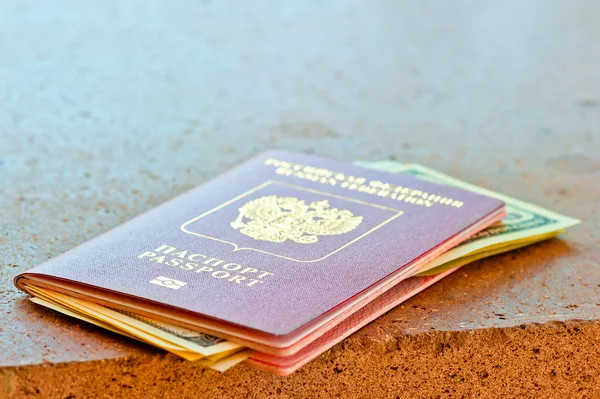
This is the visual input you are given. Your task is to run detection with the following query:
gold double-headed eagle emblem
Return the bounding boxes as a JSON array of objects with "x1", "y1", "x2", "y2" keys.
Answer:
[{"x1": 230, "y1": 195, "x2": 363, "y2": 244}]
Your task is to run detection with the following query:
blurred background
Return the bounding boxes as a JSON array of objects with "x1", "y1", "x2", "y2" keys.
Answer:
[{"x1": 2, "y1": 1, "x2": 598, "y2": 184}]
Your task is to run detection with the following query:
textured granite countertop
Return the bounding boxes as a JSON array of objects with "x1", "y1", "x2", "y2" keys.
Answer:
[{"x1": 1, "y1": 1, "x2": 599, "y2": 397}]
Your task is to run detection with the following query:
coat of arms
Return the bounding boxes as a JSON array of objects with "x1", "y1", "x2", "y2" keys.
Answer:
[{"x1": 230, "y1": 195, "x2": 363, "y2": 244}]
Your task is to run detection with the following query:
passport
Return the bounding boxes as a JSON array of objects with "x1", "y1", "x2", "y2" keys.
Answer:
[{"x1": 15, "y1": 151, "x2": 505, "y2": 358}]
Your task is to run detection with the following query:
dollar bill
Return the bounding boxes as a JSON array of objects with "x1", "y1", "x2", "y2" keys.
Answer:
[
  {"x1": 31, "y1": 293, "x2": 250, "y2": 372},
  {"x1": 26, "y1": 285, "x2": 243, "y2": 362},
  {"x1": 108, "y1": 308, "x2": 236, "y2": 355},
  {"x1": 199, "y1": 349, "x2": 254, "y2": 372},
  {"x1": 415, "y1": 231, "x2": 562, "y2": 276},
  {"x1": 360, "y1": 161, "x2": 580, "y2": 275},
  {"x1": 27, "y1": 286, "x2": 204, "y2": 360},
  {"x1": 30, "y1": 296, "x2": 138, "y2": 340},
  {"x1": 28, "y1": 296, "x2": 209, "y2": 362}
]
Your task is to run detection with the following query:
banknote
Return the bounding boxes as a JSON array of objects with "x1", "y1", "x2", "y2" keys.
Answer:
[
  {"x1": 415, "y1": 231, "x2": 561, "y2": 276},
  {"x1": 199, "y1": 349, "x2": 254, "y2": 372},
  {"x1": 30, "y1": 296, "x2": 138, "y2": 340},
  {"x1": 28, "y1": 286, "x2": 250, "y2": 370},
  {"x1": 26, "y1": 285, "x2": 242, "y2": 363},
  {"x1": 28, "y1": 296, "x2": 206, "y2": 361},
  {"x1": 107, "y1": 308, "x2": 240, "y2": 356},
  {"x1": 26, "y1": 285, "x2": 203, "y2": 359},
  {"x1": 31, "y1": 294, "x2": 250, "y2": 371},
  {"x1": 361, "y1": 161, "x2": 580, "y2": 275}
]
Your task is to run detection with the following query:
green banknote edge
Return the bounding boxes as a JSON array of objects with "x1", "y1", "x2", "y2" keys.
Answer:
[
  {"x1": 359, "y1": 161, "x2": 580, "y2": 274},
  {"x1": 415, "y1": 231, "x2": 562, "y2": 276}
]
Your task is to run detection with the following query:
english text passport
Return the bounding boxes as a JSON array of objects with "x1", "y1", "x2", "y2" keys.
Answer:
[{"x1": 15, "y1": 151, "x2": 505, "y2": 369}]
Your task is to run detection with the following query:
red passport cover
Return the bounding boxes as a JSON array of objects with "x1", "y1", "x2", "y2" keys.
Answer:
[{"x1": 15, "y1": 151, "x2": 504, "y2": 336}]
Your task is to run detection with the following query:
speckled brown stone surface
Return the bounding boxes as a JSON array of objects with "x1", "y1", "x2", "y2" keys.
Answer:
[{"x1": 1, "y1": 0, "x2": 599, "y2": 398}]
